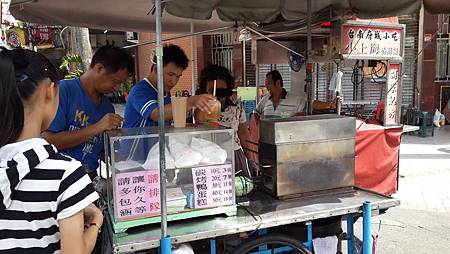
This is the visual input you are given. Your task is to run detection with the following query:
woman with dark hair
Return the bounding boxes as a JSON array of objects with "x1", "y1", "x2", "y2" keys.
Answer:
[
  {"x1": 0, "y1": 47, "x2": 102, "y2": 253},
  {"x1": 196, "y1": 64, "x2": 252, "y2": 177}
]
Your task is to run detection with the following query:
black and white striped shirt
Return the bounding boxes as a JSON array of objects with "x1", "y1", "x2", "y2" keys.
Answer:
[{"x1": 0, "y1": 138, "x2": 99, "y2": 253}]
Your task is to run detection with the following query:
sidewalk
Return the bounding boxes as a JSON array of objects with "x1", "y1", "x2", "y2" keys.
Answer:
[
  {"x1": 393, "y1": 125, "x2": 450, "y2": 213},
  {"x1": 348, "y1": 126, "x2": 450, "y2": 253}
]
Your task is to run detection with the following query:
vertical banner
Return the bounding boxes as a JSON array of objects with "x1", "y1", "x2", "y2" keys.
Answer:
[
  {"x1": 114, "y1": 170, "x2": 160, "y2": 221},
  {"x1": 385, "y1": 63, "x2": 401, "y2": 125}
]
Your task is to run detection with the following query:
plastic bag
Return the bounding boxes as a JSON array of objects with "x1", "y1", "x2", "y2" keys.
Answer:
[
  {"x1": 191, "y1": 137, "x2": 227, "y2": 164},
  {"x1": 169, "y1": 137, "x2": 202, "y2": 168},
  {"x1": 115, "y1": 160, "x2": 142, "y2": 172},
  {"x1": 142, "y1": 142, "x2": 176, "y2": 169},
  {"x1": 433, "y1": 109, "x2": 442, "y2": 127}
]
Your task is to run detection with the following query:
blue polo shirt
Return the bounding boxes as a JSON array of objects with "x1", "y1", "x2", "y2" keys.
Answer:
[
  {"x1": 122, "y1": 78, "x2": 171, "y2": 162},
  {"x1": 123, "y1": 78, "x2": 171, "y2": 128},
  {"x1": 47, "y1": 78, "x2": 114, "y2": 172}
]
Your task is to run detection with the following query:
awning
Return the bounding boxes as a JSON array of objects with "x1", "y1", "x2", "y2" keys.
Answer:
[
  {"x1": 9, "y1": 0, "x2": 450, "y2": 33},
  {"x1": 424, "y1": 0, "x2": 450, "y2": 14},
  {"x1": 165, "y1": 0, "x2": 420, "y2": 22},
  {"x1": 8, "y1": 0, "x2": 233, "y2": 33}
]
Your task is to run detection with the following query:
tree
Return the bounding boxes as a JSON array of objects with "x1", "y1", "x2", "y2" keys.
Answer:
[{"x1": 70, "y1": 27, "x2": 92, "y2": 71}]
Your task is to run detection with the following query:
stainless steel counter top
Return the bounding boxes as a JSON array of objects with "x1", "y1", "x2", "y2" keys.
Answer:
[{"x1": 107, "y1": 188, "x2": 399, "y2": 253}]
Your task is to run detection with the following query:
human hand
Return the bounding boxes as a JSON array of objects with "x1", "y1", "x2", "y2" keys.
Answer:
[
  {"x1": 83, "y1": 203, "x2": 104, "y2": 227},
  {"x1": 95, "y1": 113, "x2": 123, "y2": 132},
  {"x1": 334, "y1": 95, "x2": 344, "y2": 104},
  {"x1": 190, "y1": 94, "x2": 215, "y2": 113}
]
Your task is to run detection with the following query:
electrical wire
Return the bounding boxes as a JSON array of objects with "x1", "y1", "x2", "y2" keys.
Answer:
[
  {"x1": 355, "y1": 15, "x2": 450, "y2": 132},
  {"x1": 237, "y1": 203, "x2": 263, "y2": 237},
  {"x1": 351, "y1": 60, "x2": 364, "y2": 86},
  {"x1": 371, "y1": 61, "x2": 387, "y2": 84}
]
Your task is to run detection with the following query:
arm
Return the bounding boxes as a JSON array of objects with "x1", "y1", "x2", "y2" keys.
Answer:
[
  {"x1": 149, "y1": 94, "x2": 215, "y2": 122},
  {"x1": 59, "y1": 210, "x2": 98, "y2": 254},
  {"x1": 312, "y1": 96, "x2": 343, "y2": 111},
  {"x1": 237, "y1": 123, "x2": 251, "y2": 158},
  {"x1": 43, "y1": 125, "x2": 100, "y2": 150},
  {"x1": 149, "y1": 103, "x2": 174, "y2": 122},
  {"x1": 255, "y1": 95, "x2": 270, "y2": 116},
  {"x1": 59, "y1": 203, "x2": 103, "y2": 254},
  {"x1": 312, "y1": 100, "x2": 335, "y2": 110},
  {"x1": 43, "y1": 113, "x2": 123, "y2": 150},
  {"x1": 237, "y1": 103, "x2": 252, "y2": 158},
  {"x1": 255, "y1": 100, "x2": 264, "y2": 115},
  {"x1": 57, "y1": 163, "x2": 102, "y2": 254}
]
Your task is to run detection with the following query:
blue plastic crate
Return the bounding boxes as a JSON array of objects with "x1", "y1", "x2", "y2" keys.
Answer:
[{"x1": 242, "y1": 100, "x2": 256, "y2": 127}]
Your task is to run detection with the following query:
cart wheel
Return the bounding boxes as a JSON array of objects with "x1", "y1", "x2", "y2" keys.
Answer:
[{"x1": 230, "y1": 233, "x2": 311, "y2": 254}]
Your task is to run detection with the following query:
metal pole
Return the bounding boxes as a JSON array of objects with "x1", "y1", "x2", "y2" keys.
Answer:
[
  {"x1": 346, "y1": 214, "x2": 354, "y2": 254},
  {"x1": 306, "y1": 222, "x2": 313, "y2": 251},
  {"x1": 306, "y1": 0, "x2": 313, "y2": 114},
  {"x1": 363, "y1": 201, "x2": 372, "y2": 254},
  {"x1": 416, "y1": 2, "x2": 424, "y2": 109},
  {"x1": 123, "y1": 25, "x2": 234, "y2": 49},
  {"x1": 155, "y1": 0, "x2": 169, "y2": 247},
  {"x1": 255, "y1": 64, "x2": 260, "y2": 103},
  {"x1": 0, "y1": 1, "x2": 4, "y2": 48},
  {"x1": 190, "y1": 22, "x2": 197, "y2": 123},
  {"x1": 0, "y1": 1, "x2": 3, "y2": 32},
  {"x1": 243, "y1": 39, "x2": 247, "y2": 87},
  {"x1": 210, "y1": 239, "x2": 217, "y2": 254},
  {"x1": 245, "y1": 26, "x2": 305, "y2": 58},
  {"x1": 336, "y1": 91, "x2": 341, "y2": 115}
]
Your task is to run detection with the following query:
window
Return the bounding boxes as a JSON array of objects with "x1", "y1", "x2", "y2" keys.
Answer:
[
  {"x1": 257, "y1": 64, "x2": 292, "y2": 92},
  {"x1": 211, "y1": 33, "x2": 234, "y2": 73},
  {"x1": 436, "y1": 14, "x2": 450, "y2": 81}
]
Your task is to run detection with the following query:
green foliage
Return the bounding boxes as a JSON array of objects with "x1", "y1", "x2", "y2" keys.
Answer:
[
  {"x1": 59, "y1": 54, "x2": 84, "y2": 78},
  {"x1": 122, "y1": 80, "x2": 132, "y2": 93}
]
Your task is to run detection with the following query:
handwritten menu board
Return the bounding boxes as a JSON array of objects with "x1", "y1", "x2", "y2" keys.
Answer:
[
  {"x1": 385, "y1": 63, "x2": 400, "y2": 125},
  {"x1": 192, "y1": 164, "x2": 234, "y2": 208},
  {"x1": 114, "y1": 170, "x2": 161, "y2": 221}
]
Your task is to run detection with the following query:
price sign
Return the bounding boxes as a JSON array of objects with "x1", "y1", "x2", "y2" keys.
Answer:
[{"x1": 192, "y1": 164, "x2": 234, "y2": 208}]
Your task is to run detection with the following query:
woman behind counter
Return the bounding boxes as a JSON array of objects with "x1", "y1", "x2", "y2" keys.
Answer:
[
  {"x1": 0, "y1": 47, "x2": 102, "y2": 253},
  {"x1": 195, "y1": 64, "x2": 252, "y2": 177}
]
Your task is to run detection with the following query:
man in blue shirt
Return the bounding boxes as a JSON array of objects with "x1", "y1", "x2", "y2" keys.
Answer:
[
  {"x1": 123, "y1": 44, "x2": 213, "y2": 162},
  {"x1": 43, "y1": 45, "x2": 134, "y2": 179},
  {"x1": 123, "y1": 44, "x2": 213, "y2": 129}
]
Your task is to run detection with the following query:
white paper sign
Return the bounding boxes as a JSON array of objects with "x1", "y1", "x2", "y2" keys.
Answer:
[{"x1": 192, "y1": 164, "x2": 234, "y2": 208}]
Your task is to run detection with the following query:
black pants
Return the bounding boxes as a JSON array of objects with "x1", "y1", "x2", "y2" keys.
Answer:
[{"x1": 235, "y1": 148, "x2": 250, "y2": 177}]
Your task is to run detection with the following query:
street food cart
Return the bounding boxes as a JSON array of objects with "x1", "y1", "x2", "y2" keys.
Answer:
[
  {"x1": 104, "y1": 126, "x2": 237, "y2": 233},
  {"x1": 9, "y1": 0, "x2": 433, "y2": 253},
  {"x1": 247, "y1": 18, "x2": 411, "y2": 196}
]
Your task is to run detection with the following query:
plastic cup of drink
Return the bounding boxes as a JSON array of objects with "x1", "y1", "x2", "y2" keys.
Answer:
[
  {"x1": 197, "y1": 99, "x2": 221, "y2": 123},
  {"x1": 208, "y1": 99, "x2": 222, "y2": 121},
  {"x1": 172, "y1": 97, "x2": 187, "y2": 128}
]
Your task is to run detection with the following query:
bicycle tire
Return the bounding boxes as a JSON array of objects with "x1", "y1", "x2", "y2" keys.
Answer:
[{"x1": 230, "y1": 233, "x2": 311, "y2": 254}]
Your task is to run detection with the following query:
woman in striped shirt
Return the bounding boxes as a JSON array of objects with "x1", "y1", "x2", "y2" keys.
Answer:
[{"x1": 0, "y1": 48, "x2": 102, "y2": 253}]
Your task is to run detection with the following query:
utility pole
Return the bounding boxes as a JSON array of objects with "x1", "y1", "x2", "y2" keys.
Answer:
[{"x1": 71, "y1": 27, "x2": 93, "y2": 71}]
